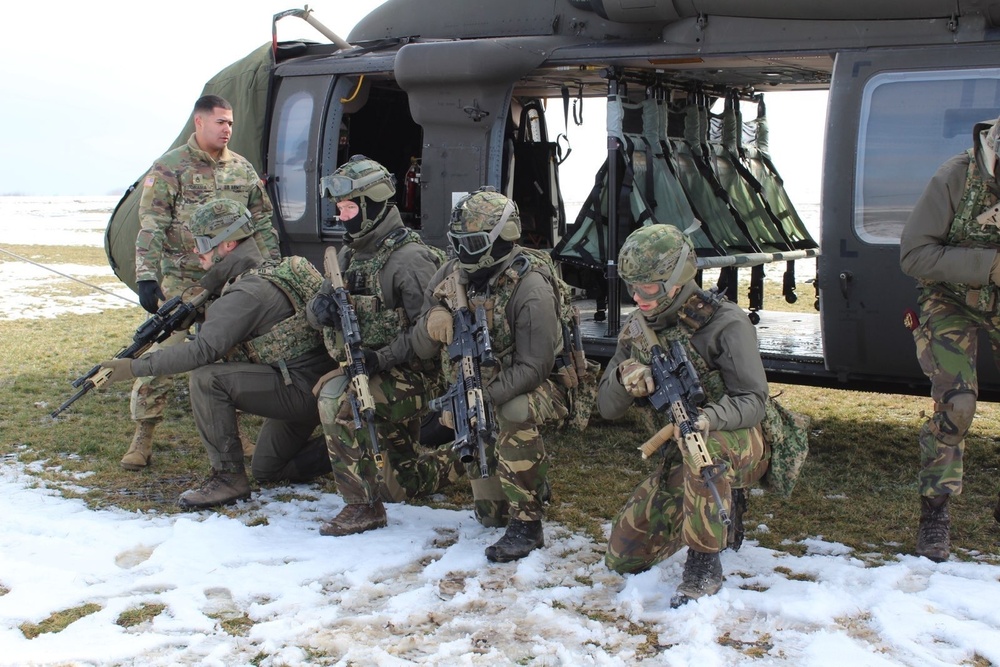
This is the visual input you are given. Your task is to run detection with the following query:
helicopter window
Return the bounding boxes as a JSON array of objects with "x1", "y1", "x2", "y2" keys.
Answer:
[
  {"x1": 854, "y1": 69, "x2": 1000, "y2": 245},
  {"x1": 273, "y1": 90, "x2": 314, "y2": 222}
]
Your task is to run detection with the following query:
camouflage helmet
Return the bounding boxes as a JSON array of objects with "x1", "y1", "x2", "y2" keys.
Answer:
[
  {"x1": 189, "y1": 199, "x2": 254, "y2": 254},
  {"x1": 321, "y1": 155, "x2": 395, "y2": 238},
  {"x1": 449, "y1": 186, "x2": 520, "y2": 238},
  {"x1": 618, "y1": 224, "x2": 697, "y2": 295},
  {"x1": 320, "y1": 155, "x2": 395, "y2": 203}
]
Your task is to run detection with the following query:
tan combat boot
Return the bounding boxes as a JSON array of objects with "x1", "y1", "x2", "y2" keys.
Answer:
[
  {"x1": 319, "y1": 501, "x2": 388, "y2": 536},
  {"x1": 120, "y1": 419, "x2": 158, "y2": 471},
  {"x1": 177, "y1": 468, "x2": 252, "y2": 509}
]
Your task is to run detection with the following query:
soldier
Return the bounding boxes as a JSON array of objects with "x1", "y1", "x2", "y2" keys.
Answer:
[
  {"x1": 99, "y1": 199, "x2": 334, "y2": 509},
  {"x1": 122, "y1": 94, "x2": 281, "y2": 472},
  {"x1": 597, "y1": 224, "x2": 769, "y2": 607},
  {"x1": 412, "y1": 187, "x2": 570, "y2": 563},
  {"x1": 900, "y1": 115, "x2": 1000, "y2": 562},
  {"x1": 307, "y1": 156, "x2": 461, "y2": 536}
]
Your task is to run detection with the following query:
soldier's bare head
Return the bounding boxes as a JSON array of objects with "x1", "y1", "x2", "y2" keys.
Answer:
[{"x1": 192, "y1": 95, "x2": 234, "y2": 159}]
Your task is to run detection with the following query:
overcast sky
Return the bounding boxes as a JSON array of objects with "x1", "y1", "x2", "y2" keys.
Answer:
[{"x1": 0, "y1": 1, "x2": 825, "y2": 201}]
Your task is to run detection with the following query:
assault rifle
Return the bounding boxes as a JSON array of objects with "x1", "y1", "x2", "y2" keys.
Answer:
[
  {"x1": 627, "y1": 315, "x2": 731, "y2": 525},
  {"x1": 51, "y1": 289, "x2": 211, "y2": 418},
  {"x1": 428, "y1": 278, "x2": 497, "y2": 478},
  {"x1": 323, "y1": 247, "x2": 383, "y2": 468}
]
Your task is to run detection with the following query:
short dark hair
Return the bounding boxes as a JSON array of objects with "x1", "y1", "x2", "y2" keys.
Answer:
[{"x1": 193, "y1": 95, "x2": 232, "y2": 115}]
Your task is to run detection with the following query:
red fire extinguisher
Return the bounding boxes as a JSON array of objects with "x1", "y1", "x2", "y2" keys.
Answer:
[{"x1": 404, "y1": 157, "x2": 420, "y2": 212}]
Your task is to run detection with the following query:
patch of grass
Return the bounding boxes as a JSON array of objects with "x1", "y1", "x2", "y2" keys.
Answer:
[
  {"x1": 0, "y1": 244, "x2": 108, "y2": 266},
  {"x1": 214, "y1": 613, "x2": 255, "y2": 637},
  {"x1": 20, "y1": 603, "x2": 102, "y2": 639},
  {"x1": 116, "y1": 602, "x2": 166, "y2": 628}
]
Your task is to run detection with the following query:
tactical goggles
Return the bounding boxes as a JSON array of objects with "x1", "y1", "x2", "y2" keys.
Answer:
[
  {"x1": 626, "y1": 281, "x2": 670, "y2": 300},
  {"x1": 321, "y1": 170, "x2": 386, "y2": 199},
  {"x1": 193, "y1": 211, "x2": 252, "y2": 254},
  {"x1": 447, "y1": 198, "x2": 515, "y2": 257}
]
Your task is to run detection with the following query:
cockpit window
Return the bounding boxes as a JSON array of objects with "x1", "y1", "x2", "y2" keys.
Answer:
[
  {"x1": 273, "y1": 91, "x2": 314, "y2": 222},
  {"x1": 855, "y1": 69, "x2": 1000, "y2": 244}
]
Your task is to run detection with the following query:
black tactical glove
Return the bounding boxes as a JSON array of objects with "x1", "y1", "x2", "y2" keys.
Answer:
[
  {"x1": 136, "y1": 280, "x2": 165, "y2": 314},
  {"x1": 362, "y1": 348, "x2": 381, "y2": 374},
  {"x1": 309, "y1": 291, "x2": 341, "y2": 329}
]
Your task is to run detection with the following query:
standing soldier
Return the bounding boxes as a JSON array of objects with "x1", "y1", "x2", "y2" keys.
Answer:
[
  {"x1": 307, "y1": 156, "x2": 461, "y2": 536},
  {"x1": 123, "y1": 94, "x2": 281, "y2": 471},
  {"x1": 598, "y1": 224, "x2": 769, "y2": 607},
  {"x1": 900, "y1": 115, "x2": 1000, "y2": 562},
  {"x1": 99, "y1": 199, "x2": 334, "y2": 508},
  {"x1": 412, "y1": 187, "x2": 570, "y2": 563}
]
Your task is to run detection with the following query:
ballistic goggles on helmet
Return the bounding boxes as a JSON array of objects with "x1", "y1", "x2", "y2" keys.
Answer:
[
  {"x1": 622, "y1": 240, "x2": 692, "y2": 301},
  {"x1": 193, "y1": 210, "x2": 253, "y2": 254},
  {"x1": 320, "y1": 169, "x2": 388, "y2": 200},
  {"x1": 447, "y1": 198, "x2": 516, "y2": 257}
]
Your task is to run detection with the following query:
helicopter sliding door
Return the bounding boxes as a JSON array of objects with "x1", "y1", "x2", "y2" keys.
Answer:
[{"x1": 822, "y1": 46, "x2": 1000, "y2": 388}]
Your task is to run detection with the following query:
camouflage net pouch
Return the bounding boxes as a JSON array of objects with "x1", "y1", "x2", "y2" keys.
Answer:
[
  {"x1": 566, "y1": 359, "x2": 601, "y2": 431},
  {"x1": 760, "y1": 396, "x2": 811, "y2": 497}
]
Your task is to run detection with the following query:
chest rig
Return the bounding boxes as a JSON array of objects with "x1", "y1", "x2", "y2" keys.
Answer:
[
  {"x1": 933, "y1": 149, "x2": 1000, "y2": 311},
  {"x1": 224, "y1": 256, "x2": 324, "y2": 381}
]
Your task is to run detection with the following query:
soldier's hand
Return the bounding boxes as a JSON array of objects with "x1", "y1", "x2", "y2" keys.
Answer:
[
  {"x1": 334, "y1": 394, "x2": 356, "y2": 427},
  {"x1": 99, "y1": 358, "x2": 135, "y2": 384},
  {"x1": 309, "y1": 292, "x2": 341, "y2": 329},
  {"x1": 362, "y1": 348, "x2": 381, "y2": 374},
  {"x1": 438, "y1": 409, "x2": 456, "y2": 431},
  {"x1": 136, "y1": 280, "x2": 164, "y2": 314},
  {"x1": 425, "y1": 305, "x2": 453, "y2": 345},
  {"x1": 694, "y1": 413, "x2": 711, "y2": 438},
  {"x1": 619, "y1": 359, "x2": 654, "y2": 397}
]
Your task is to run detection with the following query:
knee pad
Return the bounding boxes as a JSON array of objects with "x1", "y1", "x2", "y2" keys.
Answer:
[
  {"x1": 934, "y1": 389, "x2": 976, "y2": 444},
  {"x1": 317, "y1": 374, "x2": 350, "y2": 407},
  {"x1": 497, "y1": 394, "x2": 531, "y2": 426}
]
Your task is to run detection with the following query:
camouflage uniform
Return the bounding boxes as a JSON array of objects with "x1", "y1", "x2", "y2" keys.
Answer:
[
  {"x1": 131, "y1": 134, "x2": 280, "y2": 423},
  {"x1": 901, "y1": 148, "x2": 1000, "y2": 498},
  {"x1": 132, "y1": 238, "x2": 334, "y2": 483},
  {"x1": 599, "y1": 288, "x2": 769, "y2": 573},
  {"x1": 313, "y1": 208, "x2": 459, "y2": 505},
  {"x1": 413, "y1": 249, "x2": 569, "y2": 526}
]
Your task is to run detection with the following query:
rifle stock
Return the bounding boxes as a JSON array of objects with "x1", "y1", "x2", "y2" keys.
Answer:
[
  {"x1": 51, "y1": 288, "x2": 211, "y2": 418},
  {"x1": 629, "y1": 315, "x2": 731, "y2": 525},
  {"x1": 429, "y1": 278, "x2": 496, "y2": 478},
  {"x1": 323, "y1": 247, "x2": 382, "y2": 468}
]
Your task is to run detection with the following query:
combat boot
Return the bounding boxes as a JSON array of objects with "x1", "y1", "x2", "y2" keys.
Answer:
[
  {"x1": 916, "y1": 495, "x2": 950, "y2": 562},
  {"x1": 177, "y1": 468, "x2": 251, "y2": 510},
  {"x1": 120, "y1": 419, "x2": 158, "y2": 471},
  {"x1": 319, "y1": 501, "x2": 387, "y2": 536},
  {"x1": 727, "y1": 487, "x2": 748, "y2": 552},
  {"x1": 670, "y1": 549, "x2": 723, "y2": 608},
  {"x1": 485, "y1": 519, "x2": 544, "y2": 562}
]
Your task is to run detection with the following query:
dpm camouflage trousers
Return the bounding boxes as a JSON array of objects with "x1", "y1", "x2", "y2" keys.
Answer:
[
  {"x1": 605, "y1": 423, "x2": 767, "y2": 575},
  {"x1": 911, "y1": 288, "x2": 1000, "y2": 496},
  {"x1": 469, "y1": 378, "x2": 570, "y2": 526},
  {"x1": 318, "y1": 366, "x2": 461, "y2": 505}
]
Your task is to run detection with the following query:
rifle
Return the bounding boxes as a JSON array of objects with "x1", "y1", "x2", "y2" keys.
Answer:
[
  {"x1": 626, "y1": 315, "x2": 731, "y2": 525},
  {"x1": 428, "y1": 277, "x2": 497, "y2": 478},
  {"x1": 51, "y1": 289, "x2": 211, "y2": 418},
  {"x1": 323, "y1": 247, "x2": 383, "y2": 468}
]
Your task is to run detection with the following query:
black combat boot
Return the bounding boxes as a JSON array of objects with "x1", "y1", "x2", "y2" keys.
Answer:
[
  {"x1": 670, "y1": 549, "x2": 723, "y2": 608},
  {"x1": 485, "y1": 519, "x2": 544, "y2": 562},
  {"x1": 916, "y1": 495, "x2": 950, "y2": 562},
  {"x1": 727, "y1": 487, "x2": 748, "y2": 552},
  {"x1": 319, "y1": 501, "x2": 387, "y2": 536},
  {"x1": 177, "y1": 468, "x2": 251, "y2": 509}
]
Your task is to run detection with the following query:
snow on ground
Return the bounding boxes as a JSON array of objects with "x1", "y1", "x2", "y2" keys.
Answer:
[{"x1": 2, "y1": 197, "x2": 999, "y2": 666}]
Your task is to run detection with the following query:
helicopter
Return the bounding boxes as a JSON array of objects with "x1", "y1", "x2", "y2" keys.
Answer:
[{"x1": 105, "y1": 0, "x2": 1000, "y2": 396}]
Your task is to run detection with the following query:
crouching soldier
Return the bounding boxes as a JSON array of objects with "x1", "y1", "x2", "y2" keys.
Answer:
[
  {"x1": 98, "y1": 199, "x2": 335, "y2": 509},
  {"x1": 307, "y1": 156, "x2": 462, "y2": 536},
  {"x1": 598, "y1": 224, "x2": 770, "y2": 607},
  {"x1": 412, "y1": 187, "x2": 572, "y2": 562}
]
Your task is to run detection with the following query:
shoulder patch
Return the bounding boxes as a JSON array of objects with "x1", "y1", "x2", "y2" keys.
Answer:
[{"x1": 143, "y1": 175, "x2": 155, "y2": 188}]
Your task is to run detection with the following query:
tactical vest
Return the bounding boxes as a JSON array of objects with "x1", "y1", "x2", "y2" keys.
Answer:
[
  {"x1": 932, "y1": 149, "x2": 1000, "y2": 311},
  {"x1": 335, "y1": 227, "x2": 446, "y2": 355},
  {"x1": 626, "y1": 290, "x2": 727, "y2": 433},
  {"x1": 224, "y1": 257, "x2": 325, "y2": 375}
]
